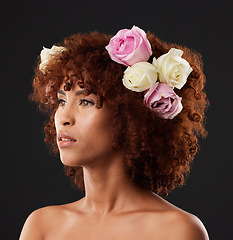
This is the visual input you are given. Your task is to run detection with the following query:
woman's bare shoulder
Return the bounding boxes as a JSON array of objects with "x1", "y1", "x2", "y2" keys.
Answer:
[
  {"x1": 19, "y1": 202, "x2": 79, "y2": 240},
  {"x1": 19, "y1": 207, "x2": 48, "y2": 240},
  {"x1": 19, "y1": 208, "x2": 42, "y2": 239},
  {"x1": 164, "y1": 210, "x2": 209, "y2": 240},
  {"x1": 23, "y1": 203, "x2": 71, "y2": 222},
  {"x1": 147, "y1": 195, "x2": 209, "y2": 240}
]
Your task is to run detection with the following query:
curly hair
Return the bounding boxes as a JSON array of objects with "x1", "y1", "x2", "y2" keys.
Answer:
[{"x1": 30, "y1": 30, "x2": 208, "y2": 196}]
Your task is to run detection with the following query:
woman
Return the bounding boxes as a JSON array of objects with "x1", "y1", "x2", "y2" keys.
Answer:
[{"x1": 20, "y1": 26, "x2": 209, "y2": 239}]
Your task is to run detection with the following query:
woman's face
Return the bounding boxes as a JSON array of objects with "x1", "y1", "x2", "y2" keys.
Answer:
[{"x1": 54, "y1": 82, "x2": 115, "y2": 167}]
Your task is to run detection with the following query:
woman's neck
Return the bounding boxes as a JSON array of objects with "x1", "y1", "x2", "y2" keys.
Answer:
[{"x1": 79, "y1": 151, "x2": 152, "y2": 216}]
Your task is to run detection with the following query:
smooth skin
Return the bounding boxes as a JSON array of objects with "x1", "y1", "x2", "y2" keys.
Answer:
[{"x1": 20, "y1": 82, "x2": 209, "y2": 240}]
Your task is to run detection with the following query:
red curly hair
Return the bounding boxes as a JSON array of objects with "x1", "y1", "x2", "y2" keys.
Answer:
[{"x1": 30, "y1": 30, "x2": 208, "y2": 196}]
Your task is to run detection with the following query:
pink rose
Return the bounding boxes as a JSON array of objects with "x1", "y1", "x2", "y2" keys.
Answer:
[
  {"x1": 144, "y1": 82, "x2": 183, "y2": 119},
  {"x1": 105, "y1": 25, "x2": 152, "y2": 66}
]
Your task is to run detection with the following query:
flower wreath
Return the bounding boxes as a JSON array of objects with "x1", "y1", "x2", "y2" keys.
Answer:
[{"x1": 39, "y1": 26, "x2": 192, "y2": 119}]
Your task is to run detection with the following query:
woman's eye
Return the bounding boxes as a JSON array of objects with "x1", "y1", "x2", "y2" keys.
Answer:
[
  {"x1": 79, "y1": 98, "x2": 94, "y2": 107},
  {"x1": 58, "y1": 99, "x2": 66, "y2": 107}
]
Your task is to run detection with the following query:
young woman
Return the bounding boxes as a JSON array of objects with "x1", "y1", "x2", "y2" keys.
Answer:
[{"x1": 20, "y1": 26, "x2": 209, "y2": 239}]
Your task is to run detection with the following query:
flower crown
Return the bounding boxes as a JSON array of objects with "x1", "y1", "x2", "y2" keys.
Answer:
[
  {"x1": 39, "y1": 26, "x2": 192, "y2": 119},
  {"x1": 105, "y1": 26, "x2": 193, "y2": 119}
]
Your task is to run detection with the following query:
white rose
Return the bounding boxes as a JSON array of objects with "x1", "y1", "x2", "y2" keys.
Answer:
[
  {"x1": 122, "y1": 62, "x2": 158, "y2": 92},
  {"x1": 39, "y1": 45, "x2": 66, "y2": 73},
  {"x1": 153, "y1": 48, "x2": 193, "y2": 89}
]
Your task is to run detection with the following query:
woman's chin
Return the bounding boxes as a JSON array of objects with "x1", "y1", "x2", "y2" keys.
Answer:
[{"x1": 59, "y1": 154, "x2": 83, "y2": 167}]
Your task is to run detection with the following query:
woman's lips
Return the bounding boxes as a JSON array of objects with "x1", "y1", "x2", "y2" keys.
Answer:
[
  {"x1": 57, "y1": 132, "x2": 77, "y2": 148},
  {"x1": 58, "y1": 139, "x2": 77, "y2": 148}
]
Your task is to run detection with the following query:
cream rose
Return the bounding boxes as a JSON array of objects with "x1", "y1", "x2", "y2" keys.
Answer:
[
  {"x1": 153, "y1": 48, "x2": 193, "y2": 89},
  {"x1": 39, "y1": 45, "x2": 66, "y2": 73},
  {"x1": 122, "y1": 62, "x2": 158, "y2": 92}
]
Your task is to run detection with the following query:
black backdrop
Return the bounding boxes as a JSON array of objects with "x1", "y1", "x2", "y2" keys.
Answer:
[{"x1": 1, "y1": 0, "x2": 232, "y2": 239}]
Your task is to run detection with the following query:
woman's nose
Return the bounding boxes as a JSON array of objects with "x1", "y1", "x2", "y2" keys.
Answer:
[
  {"x1": 59, "y1": 106, "x2": 75, "y2": 127},
  {"x1": 62, "y1": 121, "x2": 71, "y2": 126}
]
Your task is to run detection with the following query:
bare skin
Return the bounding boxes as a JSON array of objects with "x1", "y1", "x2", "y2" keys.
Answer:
[{"x1": 20, "y1": 82, "x2": 209, "y2": 240}]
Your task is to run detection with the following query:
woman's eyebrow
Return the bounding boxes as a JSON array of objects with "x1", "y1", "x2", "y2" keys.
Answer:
[
  {"x1": 57, "y1": 89, "x2": 85, "y2": 96},
  {"x1": 75, "y1": 89, "x2": 85, "y2": 96},
  {"x1": 57, "y1": 89, "x2": 66, "y2": 96}
]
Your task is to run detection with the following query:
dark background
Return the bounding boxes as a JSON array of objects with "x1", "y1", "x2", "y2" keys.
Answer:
[{"x1": 1, "y1": 0, "x2": 232, "y2": 239}]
